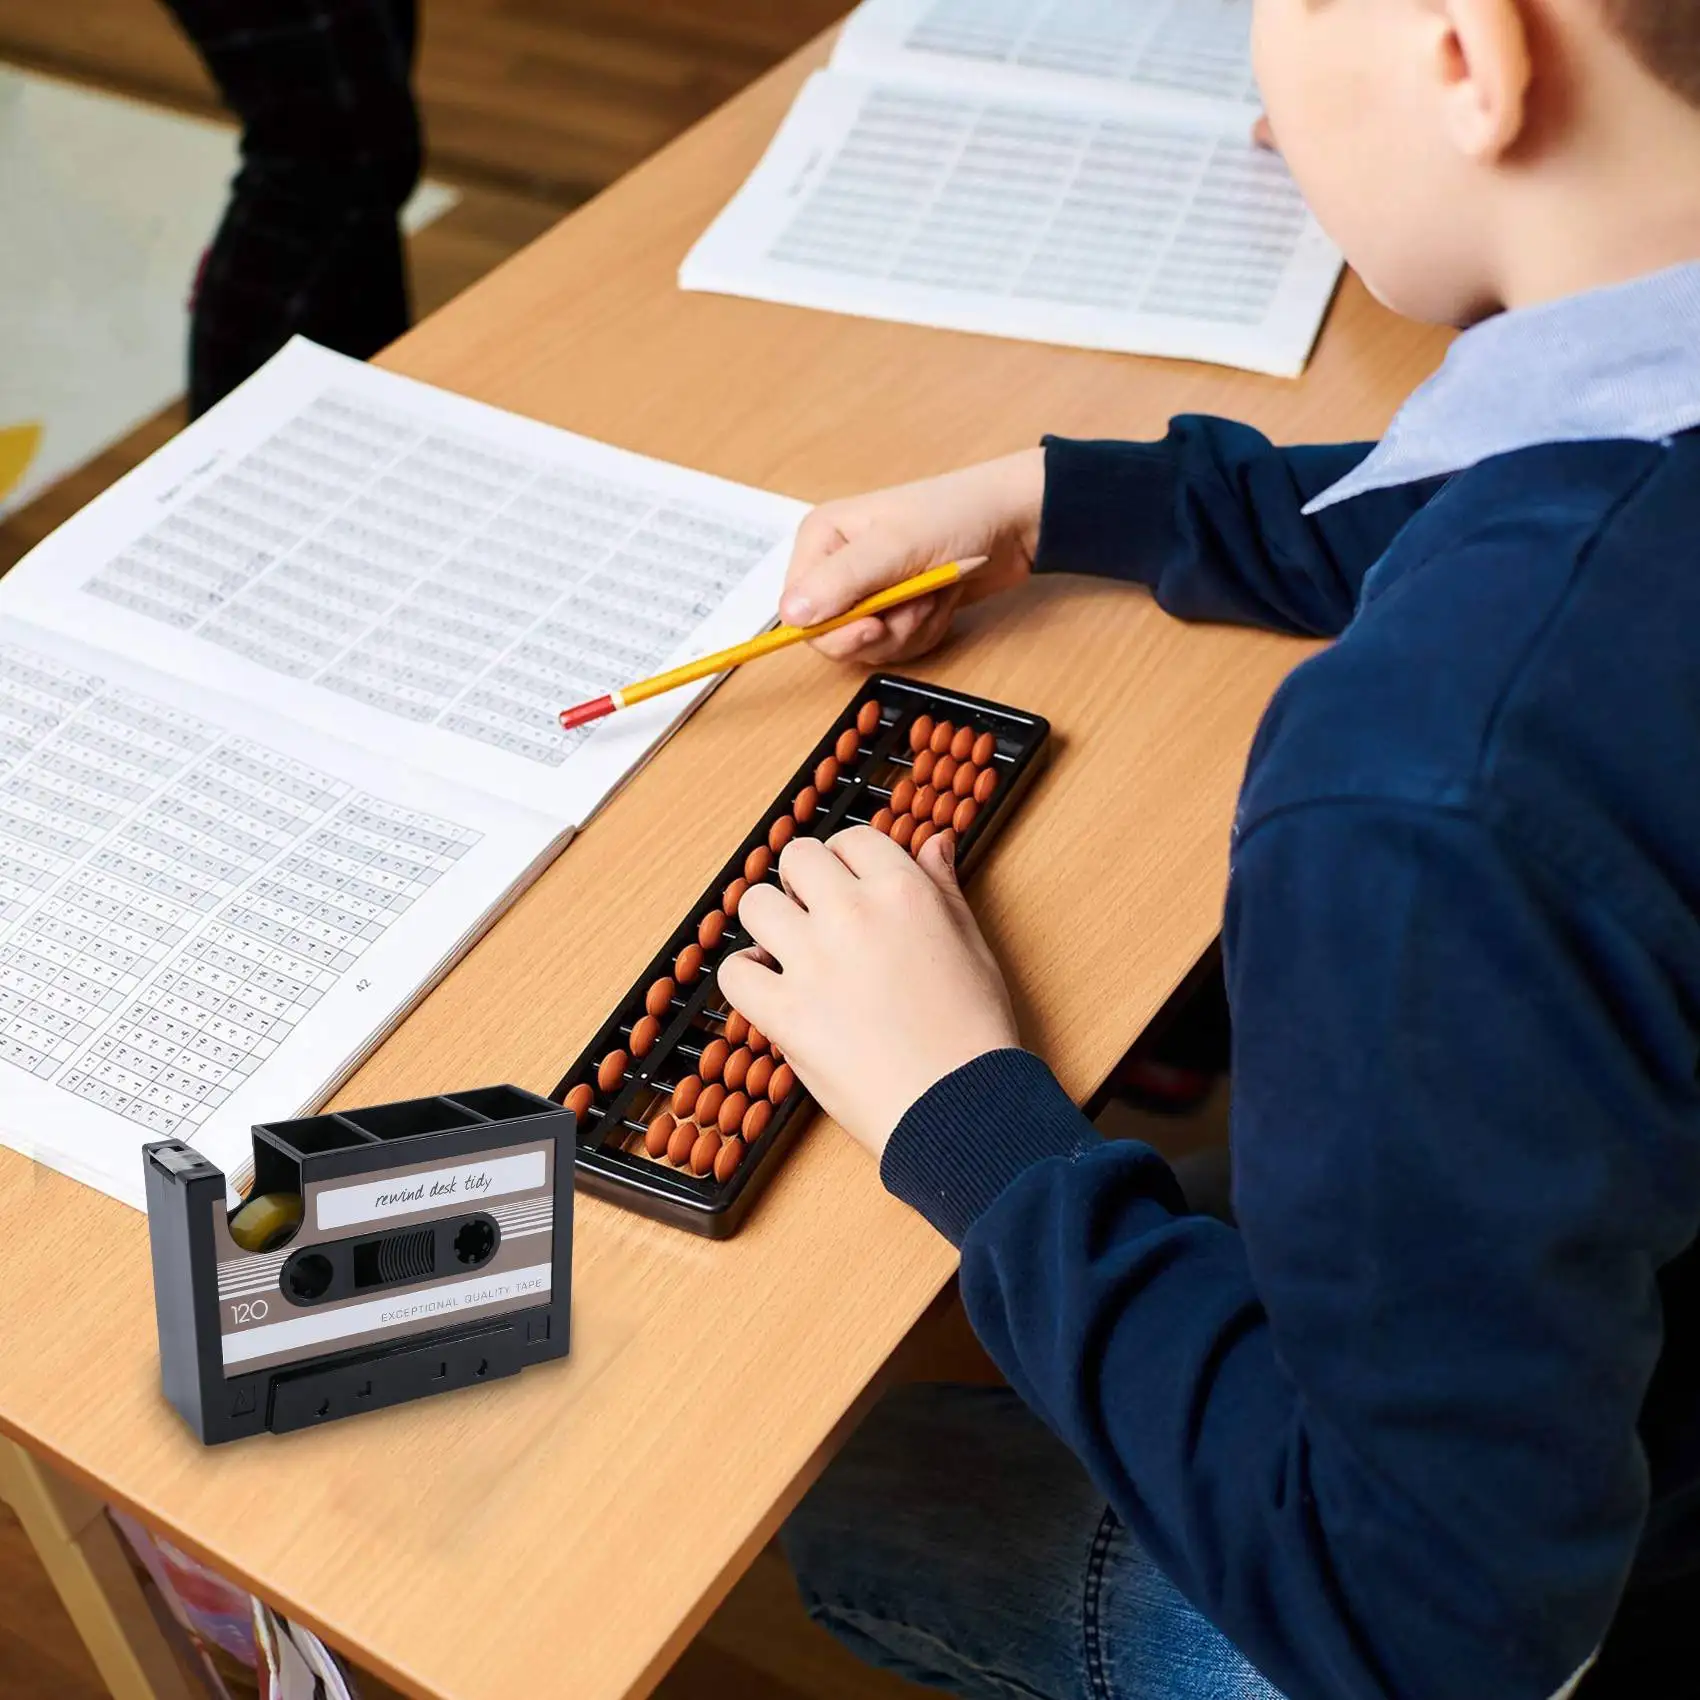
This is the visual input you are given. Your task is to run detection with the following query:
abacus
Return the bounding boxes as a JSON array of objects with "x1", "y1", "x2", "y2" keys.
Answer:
[{"x1": 554, "y1": 675, "x2": 1050, "y2": 1235}]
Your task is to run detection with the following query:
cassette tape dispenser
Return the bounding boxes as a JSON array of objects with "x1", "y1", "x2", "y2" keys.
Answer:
[{"x1": 143, "y1": 1084, "x2": 573, "y2": 1444}]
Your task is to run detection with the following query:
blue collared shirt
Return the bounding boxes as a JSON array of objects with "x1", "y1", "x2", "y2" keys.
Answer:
[{"x1": 1306, "y1": 260, "x2": 1700, "y2": 513}]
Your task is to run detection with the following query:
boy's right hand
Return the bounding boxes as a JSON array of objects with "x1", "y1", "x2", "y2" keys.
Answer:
[{"x1": 779, "y1": 447, "x2": 1046, "y2": 664}]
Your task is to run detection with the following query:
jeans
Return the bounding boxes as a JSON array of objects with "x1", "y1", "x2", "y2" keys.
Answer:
[{"x1": 783, "y1": 1383, "x2": 1283, "y2": 1700}]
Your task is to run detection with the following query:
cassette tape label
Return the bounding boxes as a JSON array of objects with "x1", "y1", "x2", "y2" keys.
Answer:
[
  {"x1": 144, "y1": 1084, "x2": 574, "y2": 1441},
  {"x1": 315, "y1": 1149, "x2": 547, "y2": 1230},
  {"x1": 213, "y1": 1136, "x2": 556, "y2": 1375}
]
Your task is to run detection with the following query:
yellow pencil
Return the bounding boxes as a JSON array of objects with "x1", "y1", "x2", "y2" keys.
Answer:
[{"x1": 557, "y1": 556, "x2": 987, "y2": 730}]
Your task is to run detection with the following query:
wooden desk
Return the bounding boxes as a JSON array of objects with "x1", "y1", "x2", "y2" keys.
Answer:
[{"x1": 0, "y1": 32, "x2": 1452, "y2": 1700}]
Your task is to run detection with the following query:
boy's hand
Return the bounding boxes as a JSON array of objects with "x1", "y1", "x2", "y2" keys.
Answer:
[
  {"x1": 780, "y1": 448, "x2": 1045, "y2": 664},
  {"x1": 718, "y1": 826, "x2": 1020, "y2": 1159}
]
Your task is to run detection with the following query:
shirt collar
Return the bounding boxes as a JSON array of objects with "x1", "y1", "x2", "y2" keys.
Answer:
[{"x1": 1305, "y1": 261, "x2": 1700, "y2": 514}]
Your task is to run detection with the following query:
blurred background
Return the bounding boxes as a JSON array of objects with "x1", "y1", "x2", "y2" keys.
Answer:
[{"x1": 0, "y1": 0, "x2": 844, "y2": 576}]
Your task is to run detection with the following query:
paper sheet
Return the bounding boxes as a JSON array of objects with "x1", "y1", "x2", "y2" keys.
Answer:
[
  {"x1": 2, "y1": 340, "x2": 807, "y2": 821},
  {"x1": 0, "y1": 618, "x2": 561, "y2": 1210},
  {"x1": 681, "y1": 71, "x2": 1341, "y2": 378},
  {"x1": 834, "y1": 0, "x2": 1260, "y2": 119}
]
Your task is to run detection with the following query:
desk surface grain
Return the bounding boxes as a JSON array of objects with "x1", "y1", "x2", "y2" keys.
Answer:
[{"x1": 0, "y1": 33, "x2": 1452, "y2": 1700}]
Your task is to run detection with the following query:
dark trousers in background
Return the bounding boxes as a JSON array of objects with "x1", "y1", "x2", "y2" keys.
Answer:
[{"x1": 160, "y1": 0, "x2": 421, "y2": 416}]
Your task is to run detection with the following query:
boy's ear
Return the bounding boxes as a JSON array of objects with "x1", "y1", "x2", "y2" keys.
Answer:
[{"x1": 1429, "y1": 0, "x2": 1534, "y2": 161}]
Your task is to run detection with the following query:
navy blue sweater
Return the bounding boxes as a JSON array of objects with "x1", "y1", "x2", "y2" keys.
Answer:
[{"x1": 882, "y1": 420, "x2": 1700, "y2": 1700}]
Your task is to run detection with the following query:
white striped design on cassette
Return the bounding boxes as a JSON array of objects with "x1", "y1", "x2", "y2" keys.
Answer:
[
  {"x1": 219, "y1": 1248, "x2": 293, "y2": 1303},
  {"x1": 488, "y1": 1196, "x2": 552, "y2": 1243}
]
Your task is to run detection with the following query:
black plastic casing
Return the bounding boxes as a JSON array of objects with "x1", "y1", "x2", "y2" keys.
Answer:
[{"x1": 143, "y1": 1085, "x2": 573, "y2": 1444}]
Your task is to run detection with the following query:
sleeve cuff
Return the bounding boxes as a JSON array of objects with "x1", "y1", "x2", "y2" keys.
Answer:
[
  {"x1": 880, "y1": 1048, "x2": 1102, "y2": 1245},
  {"x1": 1033, "y1": 436, "x2": 1182, "y2": 585}
]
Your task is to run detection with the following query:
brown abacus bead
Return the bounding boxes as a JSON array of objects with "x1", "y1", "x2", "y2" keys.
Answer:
[
  {"x1": 913, "y1": 784, "x2": 939, "y2": 820},
  {"x1": 950, "y1": 725, "x2": 975, "y2": 762},
  {"x1": 564, "y1": 1083, "x2": 595, "y2": 1123},
  {"x1": 911, "y1": 820, "x2": 938, "y2": 857},
  {"x1": 671, "y1": 1075, "x2": 703, "y2": 1117},
  {"x1": 933, "y1": 753, "x2": 958, "y2": 791},
  {"x1": 909, "y1": 714, "x2": 935, "y2": 753},
  {"x1": 723, "y1": 877, "x2": 750, "y2": 918},
  {"x1": 645, "y1": 1112, "x2": 676, "y2": 1158},
  {"x1": 744, "y1": 844, "x2": 772, "y2": 883},
  {"x1": 697, "y1": 1081, "x2": 727, "y2": 1124},
  {"x1": 929, "y1": 719, "x2": 954, "y2": 755},
  {"x1": 597, "y1": 1049, "x2": 627, "y2": 1093},
  {"x1": 745, "y1": 1054, "x2": 774, "y2": 1099},
  {"x1": 747, "y1": 1024, "x2": 770, "y2": 1055},
  {"x1": 793, "y1": 786, "x2": 819, "y2": 824},
  {"x1": 952, "y1": 762, "x2": 978, "y2": 798},
  {"x1": 724, "y1": 1046, "x2": 753, "y2": 1092},
  {"x1": 857, "y1": 700, "x2": 882, "y2": 736},
  {"x1": 767, "y1": 1062, "x2": 796, "y2": 1102},
  {"x1": 891, "y1": 814, "x2": 917, "y2": 849},
  {"x1": 725, "y1": 1009, "x2": 750, "y2": 1047},
  {"x1": 698, "y1": 909, "x2": 727, "y2": 950},
  {"x1": 835, "y1": 727, "x2": 861, "y2": 763},
  {"x1": 675, "y1": 941, "x2": 705, "y2": 984},
  {"x1": 974, "y1": 766, "x2": 998, "y2": 803},
  {"x1": 891, "y1": 777, "x2": 917, "y2": 815},
  {"x1": 689, "y1": 1129, "x2": 723, "y2": 1177},
  {"x1": 666, "y1": 1121, "x2": 697, "y2": 1166},
  {"x1": 871, "y1": 806, "x2": 896, "y2": 834},
  {"x1": 952, "y1": 795, "x2": 979, "y2": 833},
  {"x1": 815, "y1": 755, "x2": 840, "y2": 792},
  {"x1": 913, "y1": 748, "x2": 938, "y2": 786},
  {"x1": 769, "y1": 1041, "x2": 785, "y2": 1062},
  {"x1": 718, "y1": 1090, "x2": 750, "y2": 1137},
  {"x1": 972, "y1": 731, "x2": 997, "y2": 767},
  {"x1": 713, "y1": 1137, "x2": 746, "y2": 1184},
  {"x1": 742, "y1": 1099, "x2": 773, "y2": 1143},
  {"x1": 630, "y1": 1014, "x2": 661, "y2": 1058},
  {"x1": 769, "y1": 814, "x2": 797, "y2": 853},
  {"x1": 931, "y1": 790, "x2": 957, "y2": 828},
  {"x1": 645, "y1": 976, "x2": 675, "y2": 1018},
  {"x1": 699, "y1": 1037, "x2": 730, "y2": 1082}
]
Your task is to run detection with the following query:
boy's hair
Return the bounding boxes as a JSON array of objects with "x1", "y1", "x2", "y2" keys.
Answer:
[{"x1": 1602, "y1": 1, "x2": 1700, "y2": 105}]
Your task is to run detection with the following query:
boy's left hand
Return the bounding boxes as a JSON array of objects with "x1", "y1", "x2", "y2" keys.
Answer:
[{"x1": 718, "y1": 826, "x2": 1019, "y2": 1159}]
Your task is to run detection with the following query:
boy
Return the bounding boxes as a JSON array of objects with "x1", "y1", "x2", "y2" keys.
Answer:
[{"x1": 716, "y1": 1, "x2": 1700, "y2": 1695}]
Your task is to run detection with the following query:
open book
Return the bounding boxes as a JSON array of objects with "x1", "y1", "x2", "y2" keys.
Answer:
[
  {"x1": 0, "y1": 340, "x2": 804, "y2": 1209},
  {"x1": 682, "y1": 0, "x2": 1343, "y2": 377}
]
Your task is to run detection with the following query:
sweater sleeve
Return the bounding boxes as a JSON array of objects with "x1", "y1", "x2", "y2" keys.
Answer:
[
  {"x1": 1033, "y1": 418, "x2": 1443, "y2": 636},
  {"x1": 881, "y1": 800, "x2": 1682, "y2": 1700}
]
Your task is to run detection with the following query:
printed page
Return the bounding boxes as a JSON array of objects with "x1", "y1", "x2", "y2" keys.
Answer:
[
  {"x1": 0, "y1": 618, "x2": 564, "y2": 1211},
  {"x1": 834, "y1": 0, "x2": 1260, "y2": 122},
  {"x1": 1, "y1": 340, "x2": 807, "y2": 823},
  {"x1": 680, "y1": 73, "x2": 1340, "y2": 379}
]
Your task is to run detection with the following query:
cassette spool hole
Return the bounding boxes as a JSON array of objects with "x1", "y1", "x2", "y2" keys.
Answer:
[
  {"x1": 454, "y1": 1218, "x2": 498, "y2": 1267},
  {"x1": 285, "y1": 1253, "x2": 334, "y2": 1303}
]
